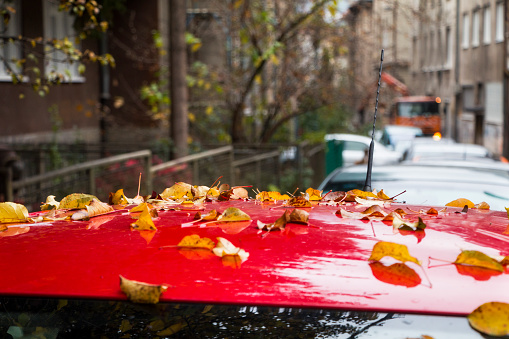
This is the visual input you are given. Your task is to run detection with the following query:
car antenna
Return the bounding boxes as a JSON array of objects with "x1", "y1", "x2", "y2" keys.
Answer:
[{"x1": 364, "y1": 49, "x2": 384, "y2": 192}]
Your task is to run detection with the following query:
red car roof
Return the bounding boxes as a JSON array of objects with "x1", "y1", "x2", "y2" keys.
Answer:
[{"x1": 1, "y1": 200, "x2": 508, "y2": 316}]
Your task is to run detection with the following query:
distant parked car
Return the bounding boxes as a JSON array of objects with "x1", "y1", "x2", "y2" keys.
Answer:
[
  {"x1": 325, "y1": 133, "x2": 401, "y2": 167},
  {"x1": 402, "y1": 142, "x2": 494, "y2": 162},
  {"x1": 379, "y1": 125, "x2": 423, "y2": 154},
  {"x1": 318, "y1": 163, "x2": 509, "y2": 210}
]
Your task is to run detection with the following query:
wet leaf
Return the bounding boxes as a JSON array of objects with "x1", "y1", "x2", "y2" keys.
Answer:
[
  {"x1": 119, "y1": 275, "x2": 168, "y2": 304},
  {"x1": 231, "y1": 187, "x2": 249, "y2": 199},
  {"x1": 109, "y1": 189, "x2": 129, "y2": 205},
  {"x1": 368, "y1": 241, "x2": 420, "y2": 265},
  {"x1": 305, "y1": 188, "x2": 322, "y2": 201},
  {"x1": 256, "y1": 191, "x2": 290, "y2": 202},
  {"x1": 130, "y1": 205, "x2": 157, "y2": 231},
  {"x1": 177, "y1": 234, "x2": 215, "y2": 250},
  {"x1": 59, "y1": 193, "x2": 98, "y2": 209},
  {"x1": 41, "y1": 195, "x2": 59, "y2": 210},
  {"x1": 468, "y1": 302, "x2": 509, "y2": 337},
  {"x1": 0, "y1": 202, "x2": 29, "y2": 223},
  {"x1": 160, "y1": 182, "x2": 193, "y2": 200},
  {"x1": 354, "y1": 197, "x2": 386, "y2": 207},
  {"x1": 71, "y1": 198, "x2": 114, "y2": 221},
  {"x1": 454, "y1": 250, "x2": 504, "y2": 272},
  {"x1": 130, "y1": 202, "x2": 157, "y2": 218},
  {"x1": 217, "y1": 207, "x2": 250, "y2": 222},
  {"x1": 369, "y1": 262, "x2": 421, "y2": 287},
  {"x1": 377, "y1": 189, "x2": 391, "y2": 200},
  {"x1": 287, "y1": 196, "x2": 312, "y2": 208},
  {"x1": 321, "y1": 191, "x2": 346, "y2": 202},
  {"x1": 212, "y1": 237, "x2": 249, "y2": 262},
  {"x1": 475, "y1": 201, "x2": 490, "y2": 210},
  {"x1": 349, "y1": 189, "x2": 378, "y2": 199},
  {"x1": 194, "y1": 209, "x2": 218, "y2": 221},
  {"x1": 289, "y1": 209, "x2": 309, "y2": 224},
  {"x1": 258, "y1": 210, "x2": 289, "y2": 231},
  {"x1": 446, "y1": 198, "x2": 475, "y2": 209},
  {"x1": 393, "y1": 215, "x2": 426, "y2": 231}
]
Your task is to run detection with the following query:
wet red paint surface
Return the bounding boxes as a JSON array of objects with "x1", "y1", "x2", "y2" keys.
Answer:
[{"x1": 1, "y1": 200, "x2": 508, "y2": 316}]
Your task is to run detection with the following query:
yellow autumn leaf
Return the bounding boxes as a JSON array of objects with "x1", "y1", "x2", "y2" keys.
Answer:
[
  {"x1": 86, "y1": 198, "x2": 114, "y2": 217},
  {"x1": 131, "y1": 205, "x2": 157, "y2": 231},
  {"x1": 368, "y1": 241, "x2": 420, "y2": 265},
  {"x1": 256, "y1": 191, "x2": 290, "y2": 202},
  {"x1": 0, "y1": 202, "x2": 29, "y2": 224},
  {"x1": 110, "y1": 189, "x2": 129, "y2": 205},
  {"x1": 446, "y1": 198, "x2": 475, "y2": 208},
  {"x1": 59, "y1": 193, "x2": 98, "y2": 209},
  {"x1": 393, "y1": 215, "x2": 426, "y2": 231},
  {"x1": 475, "y1": 201, "x2": 490, "y2": 210},
  {"x1": 212, "y1": 237, "x2": 249, "y2": 262},
  {"x1": 287, "y1": 196, "x2": 312, "y2": 208},
  {"x1": 119, "y1": 275, "x2": 167, "y2": 304},
  {"x1": 177, "y1": 234, "x2": 215, "y2": 250},
  {"x1": 349, "y1": 189, "x2": 378, "y2": 199},
  {"x1": 305, "y1": 188, "x2": 322, "y2": 201},
  {"x1": 217, "y1": 207, "x2": 250, "y2": 222},
  {"x1": 454, "y1": 250, "x2": 504, "y2": 272},
  {"x1": 468, "y1": 302, "x2": 509, "y2": 337},
  {"x1": 257, "y1": 210, "x2": 289, "y2": 231},
  {"x1": 377, "y1": 189, "x2": 391, "y2": 200},
  {"x1": 41, "y1": 195, "x2": 60, "y2": 210},
  {"x1": 160, "y1": 182, "x2": 193, "y2": 200},
  {"x1": 289, "y1": 209, "x2": 309, "y2": 224}
]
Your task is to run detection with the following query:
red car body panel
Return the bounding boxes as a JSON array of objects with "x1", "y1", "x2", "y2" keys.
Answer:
[{"x1": 1, "y1": 200, "x2": 508, "y2": 316}]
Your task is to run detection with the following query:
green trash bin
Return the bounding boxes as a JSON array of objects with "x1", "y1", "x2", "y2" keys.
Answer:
[{"x1": 325, "y1": 139, "x2": 344, "y2": 175}]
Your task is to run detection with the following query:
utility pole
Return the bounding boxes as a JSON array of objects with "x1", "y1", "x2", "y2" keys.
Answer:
[{"x1": 170, "y1": 0, "x2": 189, "y2": 159}]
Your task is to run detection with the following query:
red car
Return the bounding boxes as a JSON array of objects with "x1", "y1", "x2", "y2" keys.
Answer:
[{"x1": 0, "y1": 191, "x2": 507, "y2": 338}]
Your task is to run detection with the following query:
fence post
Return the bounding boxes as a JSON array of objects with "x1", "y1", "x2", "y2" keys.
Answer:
[
  {"x1": 229, "y1": 147, "x2": 235, "y2": 186},
  {"x1": 144, "y1": 152, "x2": 153, "y2": 195},
  {"x1": 88, "y1": 167, "x2": 96, "y2": 196}
]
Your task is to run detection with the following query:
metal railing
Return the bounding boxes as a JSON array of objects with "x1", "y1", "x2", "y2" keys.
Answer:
[{"x1": 4, "y1": 144, "x2": 325, "y2": 211}]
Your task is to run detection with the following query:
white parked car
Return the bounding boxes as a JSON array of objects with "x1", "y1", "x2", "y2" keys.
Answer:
[{"x1": 325, "y1": 133, "x2": 402, "y2": 167}]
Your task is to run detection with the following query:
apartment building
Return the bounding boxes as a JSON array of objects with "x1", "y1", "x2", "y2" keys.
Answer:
[{"x1": 347, "y1": 0, "x2": 508, "y2": 156}]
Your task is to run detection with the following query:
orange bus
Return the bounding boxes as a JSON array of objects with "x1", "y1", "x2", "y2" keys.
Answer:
[{"x1": 391, "y1": 96, "x2": 441, "y2": 135}]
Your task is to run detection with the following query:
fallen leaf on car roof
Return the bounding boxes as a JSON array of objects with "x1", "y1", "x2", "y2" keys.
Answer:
[
  {"x1": 59, "y1": 193, "x2": 99, "y2": 209},
  {"x1": 454, "y1": 250, "x2": 504, "y2": 273},
  {"x1": 305, "y1": 188, "x2": 322, "y2": 201},
  {"x1": 41, "y1": 195, "x2": 60, "y2": 210},
  {"x1": 368, "y1": 241, "x2": 420, "y2": 266},
  {"x1": 130, "y1": 205, "x2": 157, "y2": 231},
  {"x1": 217, "y1": 207, "x2": 250, "y2": 222},
  {"x1": 287, "y1": 196, "x2": 312, "y2": 208},
  {"x1": 475, "y1": 201, "x2": 490, "y2": 210},
  {"x1": 0, "y1": 202, "x2": 29, "y2": 224},
  {"x1": 289, "y1": 209, "x2": 309, "y2": 224},
  {"x1": 446, "y1": 198, "x2": 475, "y2": 209},
  {"x1": 258, "y1": 210, "x2": 289, "y2": 232},
  {"x1": 468, "y1": 302, "x2": 509, "y2": 337},
  {"x1": 177, "y1": 234, "x2": 215, "y2": 250},
  {"x1": 255, "y1": 190, "x2": 290, "y2": 202},
  {"x1": 71, "y1": 198, "x2": 114, "y2": 221},
  {"x1": 160, "y1": 182, "x2": 193, "y2": 201},
  {"x1": 212, "y1": 237, "x2": 249, "y2": 263},
  {"x1": 393, "y1": 215, "x2": 426, "y2": 232},
  {"x1": 109, "y1": 189, "x2": 129, "y2": 205},
  {"x1": 119, "y1": 275, "x2": 168, "y2": 304}
]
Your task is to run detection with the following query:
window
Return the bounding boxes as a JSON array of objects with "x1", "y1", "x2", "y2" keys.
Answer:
[
  {"x1": 43, "y1": 0, "x2": 83, "y2": 82},
  {"x1": 496, "y1": 2, "x2": 504, "y2": 42},
  {"x1": 483, "y1": 6, "x2": 491, "y2": 44},
  {"x1": 472, "y1": 9, "x2": 480, "y2": 47},
  {"x1": 0, "y1": 2, "x2": 22, "y2": 81},
  {"x1": 462, "y1": 13, "x2": 470, "y2": 48},
  {"x1": 445, "y1": 27, "x2": 452, "y2": 67}
]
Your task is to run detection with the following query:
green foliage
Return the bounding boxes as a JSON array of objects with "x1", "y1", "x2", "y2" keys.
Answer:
[{"x1": 0, "y1": 0, "x2": 119, "y2": 96}]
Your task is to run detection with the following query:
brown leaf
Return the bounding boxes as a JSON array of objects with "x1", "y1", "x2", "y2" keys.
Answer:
[
  {"x1": 119, "y1": 275, "x2": 167, "y2": 304},
  {"x1": 289, "y1": 209, "x2": 309, "y2": 224}
]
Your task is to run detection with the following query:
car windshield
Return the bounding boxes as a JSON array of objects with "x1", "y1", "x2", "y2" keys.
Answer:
[
  {"x1": 0, "y1": 297, "x2": 484, "y2": 338},
  {"x1": 320, "y1": 165, "x2": 509, "y2": 210}
]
